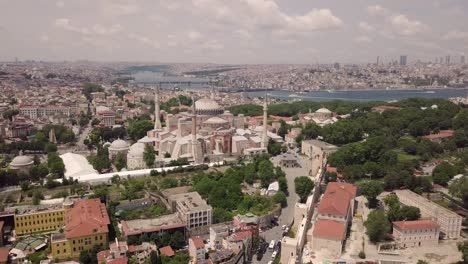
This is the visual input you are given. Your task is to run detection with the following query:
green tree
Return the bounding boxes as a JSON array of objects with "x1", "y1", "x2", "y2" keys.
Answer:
[
  {"x1": 449, "y1": 177, "x2": 468, "y2": 206},
  {"x1": 277, "y1": 120, "x2": 289, "y2": 139},
  {"x1": 267, "y1": 140, "x2": 282, "y2": 156},
  {"x1": 114, "y1": 152, "x2": 126, "y2": 171},
  {"x1": 128, "y1": 119, "x2": 154, "y2": 140},
  {"x1": 273, "y1": 191, "x2": 287, "y2": 207},
  {"x1": 170, "y1": 231, "x2": 186, "y2": 249},
  {"x1": 364, "y1": 210, "x2": 391, "y2": 243},
  {"x1": 458, "y1": 240, "x2": 468, "y2": 264},
  {"x1": 258, "y1": 160, "x2": 275, "y2": 187},
  {"x1": 294, "y1": 176, "x2": 314, "y2": 203},
  {"x1": 432, "y1": 162, "x2": 459, "y2": 186},
  {"x1": 359, "y1": 181, "x2": 383, "y2": 208},
  {"x1": 144, "y1": 144, "x2": 156, "y2": 167}
]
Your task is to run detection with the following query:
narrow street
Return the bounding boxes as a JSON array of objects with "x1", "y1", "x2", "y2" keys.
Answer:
[{"x1": 252, "y1": 154, "x2": 310, "y2": 264}]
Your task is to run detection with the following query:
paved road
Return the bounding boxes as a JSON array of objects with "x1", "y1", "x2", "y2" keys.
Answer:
[
  {"x1": 76, "y1": 122, "x2": 92, "y2": 150},
  {"x1": 252, "y1": 154, "x2": 311, "y2": 264}
]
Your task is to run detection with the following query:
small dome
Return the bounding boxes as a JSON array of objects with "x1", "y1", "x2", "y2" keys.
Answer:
[
  {"x1": 109, "y1": 139, "x2": 129, "y2": 150},
  {"x1": 11, "y1": 156, "x2": 34, "y2": 166},
  {"x1": 128, "y1": 143, "x2": 145, "y2": 158},
  {"x1": 315, "y1": 108, "x2": 332, "y2": 114},
  {"x1": 204, "y1": 117, "x2": 228, "y2": 125}
]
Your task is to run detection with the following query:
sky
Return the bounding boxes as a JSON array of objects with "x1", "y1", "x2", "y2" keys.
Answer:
[{"x1": 0, "y1": 0, "x2": 467, "y2": 64}]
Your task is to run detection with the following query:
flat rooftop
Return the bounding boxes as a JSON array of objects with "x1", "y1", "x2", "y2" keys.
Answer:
[
  {"x1": 170, "y1": 192, "x2": 212, "y2": 212},
  {"x1": 161, "y1": 186, "x2": 191, "y2": 198},
  {"x1": 121, "y1": 213, "x2": 185, "y2": 236}
]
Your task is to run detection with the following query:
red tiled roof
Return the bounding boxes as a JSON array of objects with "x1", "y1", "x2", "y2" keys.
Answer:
[
  {"x1": 0, "y1": 247, "x2": 9, "y2": 262},
  {"x1": 190, "y1": 237, "x2": 205, "y2": 249},
  {"x1": 423, "y1": 130, "x2": 454, "y2": 140},
  {"x1": 393, "y1": 220, "x2": 439, "y2": 230},
  {"x1": 97, "y1": 250, "x2": 111, "y2": 263},
  {"x1": 313, "y1": 220, "x2": 346, "y2": 240},
  {"x1": 232, "y1": 230, "x2": 252, "y2": 241},
  {"x1": 107, "y1": 257, "x2": 128, "y2": 264},
  {"x1": 65, "y1": 199, "x2": 110, "y2": 239},
  {"x1": 159, "y1": 246, "x2": 175, "y2": 257},
  {"x1": 317, "y1": 182, "x2": 357, "y2": 217}
]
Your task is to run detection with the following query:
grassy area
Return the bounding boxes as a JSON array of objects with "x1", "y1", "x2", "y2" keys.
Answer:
[
  {"x1": 397, "y1": 152, "x2": 420, "y2": 162},
  {"x1": 119, "y1": 204, "x2": 168, "y2": 221}
]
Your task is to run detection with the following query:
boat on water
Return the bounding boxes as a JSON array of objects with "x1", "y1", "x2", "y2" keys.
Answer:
[
  {"x1": 327, "y1": 89, "x2": 336, "y2": 93},
  {"x1": 288, "y1": 94, "x2": 300, "y2": 98}
]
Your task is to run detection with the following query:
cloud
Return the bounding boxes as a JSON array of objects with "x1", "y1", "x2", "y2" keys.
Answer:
[
  {"x1": 102, "y1": 0, "x2": 141, "y2": 17},
  {"x1": 390, "y1": 14, "x2": 427, "y2": 36},
  {"x1": 188, "y1": 31, "x2": 202, "y2": 41},
  {"x1": 367, "y1": 5, "x2": 389, "y2": 16},
  {"x1": 443, "y1": 30, "x2": 468, "y2": 41},
  {"x1": 285, "y1": 9, "x2": 343, "y2": 32},
  {"x1": 201, "y1": 40, "x2": 224, "y2": 51},
  {"x1": 56, "y1": 1, "x2": 64, "y2": 8},
  {"x1": 354, "y1": 36, "x2": 372, "y2": 43},
  {"x1": 54, "y1": 18, "x2": 123, "y2": 35},
  {"x1": 358, "y1": 22, "x2": 375, "y2": 33}
]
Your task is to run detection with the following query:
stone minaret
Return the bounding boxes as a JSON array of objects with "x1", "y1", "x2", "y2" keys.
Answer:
[
  {"x1": 261, "y1": 93, "x2": 269, "y2": 148},
  {"x1": 191, "y1": 97, "x2": 203, "y2": 163},
  {"x1": 154, "y1": 86, "x2": 162, "y2": 130}
]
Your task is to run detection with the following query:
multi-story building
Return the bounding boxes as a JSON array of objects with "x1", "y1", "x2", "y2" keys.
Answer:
[
  {"x1": 188, "y1": 236, "x2": 206, "y2": 263},
  {"x1": 309, "y1": 182, "x2": 357, "y2": 256},
  {"x1": 392, "y1": 220, "x2": 440, "y2": 248},
  {"x1": 168, "y1": 192, "x2": 212, "y2": 230},
  {"x1": 14, "y1": 206, "x2": 64, "y2": 236},
  {"x1": 51, "y1": 199, "x2": 110, "y2": 260},
  {"x1": 395, "y1": 190, "x2": 462, "y2": 239},
  {"x1": 19, "y1": 105, "x2": 76, "y2": 119},
  {"x1": 100, "y1": 111, "x2": 116, "y2": 127}
]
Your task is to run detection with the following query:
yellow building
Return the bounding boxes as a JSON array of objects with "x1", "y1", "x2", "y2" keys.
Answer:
[
  {"x1": 14, "y1": 208, "x2": 64, "y2": 236},
  {"x1": 51, "y1": 199, "x2": 110, "y2": 260}
]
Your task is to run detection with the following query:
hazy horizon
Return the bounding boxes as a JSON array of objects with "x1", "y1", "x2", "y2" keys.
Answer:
[{"x1": 1, "y1": 0, "x2": 467, "y2": 64}]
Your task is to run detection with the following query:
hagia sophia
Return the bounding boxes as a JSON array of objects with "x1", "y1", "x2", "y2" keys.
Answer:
[{"x1": 108, "y1": 89, "x2": 277, "y2": 170}]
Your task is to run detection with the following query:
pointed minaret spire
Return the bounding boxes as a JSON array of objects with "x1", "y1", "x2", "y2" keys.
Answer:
[
  {"x1": 191, "y1": 96, "x2": 197, "y2": 141},
  {"x1": 154, "y1": 85, "x2": 161, "y2": 130},
  {"x1": 261, "y1": 90, "x2": 269, "y2": 148}
]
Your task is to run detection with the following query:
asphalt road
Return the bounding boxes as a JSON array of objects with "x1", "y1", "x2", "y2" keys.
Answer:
[{"x1": 252, "y1": 154, "x2": 310, "y2": 264}]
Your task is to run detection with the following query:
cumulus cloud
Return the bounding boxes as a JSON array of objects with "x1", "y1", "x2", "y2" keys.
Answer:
[
  {"x1": 390, "y1": 14, "x2": 427, "y2": 36},
  {"x1": 367, "y1": 5, "x2": 389, "y2": 16},
  {"x1": 358, "y1": 22, "x2": 375, "y2": 33},
  {"x1": 285, "y1": 9, "x2": 343, "y2": 32}
]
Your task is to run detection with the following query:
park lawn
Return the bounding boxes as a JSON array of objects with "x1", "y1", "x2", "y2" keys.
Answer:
[{"x1": 396, "y1": 152, "x2": 420, "y2": 162}]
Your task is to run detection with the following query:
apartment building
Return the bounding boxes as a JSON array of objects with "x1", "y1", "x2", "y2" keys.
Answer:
[
  {"x1": 168, "y1": 192, "x2": 212, "y2": 230},
  {"x1": 188, "y1": 236, "x2": 206, "y2": 263},
  {"x1": 19, "y1": 105, "x2": 76, "y2": 119},
  {"x1": 392, "y1": 220, "x2": 440, "y2": 248},
  {"x1": 51, "y1": 199, "x2": 110, "y2": 260},
  {"x1": 14, "y1": 206, "x2": 64, "y2": 236},
  {"x1": 395, "y1": 190, "x2": 462, "y2": 239}
]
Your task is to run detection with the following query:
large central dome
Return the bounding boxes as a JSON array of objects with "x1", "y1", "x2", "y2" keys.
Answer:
[{"x1": 194, "y1": 98, "x2": 224, "y2": 116}]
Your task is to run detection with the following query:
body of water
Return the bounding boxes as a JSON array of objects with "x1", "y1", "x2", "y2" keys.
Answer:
[{"x1": 245, "y1": 89, "x2": 468, "y2": 102}]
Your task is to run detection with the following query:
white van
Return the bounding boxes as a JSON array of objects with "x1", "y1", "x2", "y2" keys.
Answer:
[
  {"x1": 268, "y1": 240, "x2": 275, "y2": 251},
  {"x1": 271, "y1": 250, "x2": 278, "y2": 259}
]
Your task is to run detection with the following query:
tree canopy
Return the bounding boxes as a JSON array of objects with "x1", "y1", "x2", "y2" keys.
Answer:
[{"x1": 294, "y1": 176, "x2": 314, "y2": 203}]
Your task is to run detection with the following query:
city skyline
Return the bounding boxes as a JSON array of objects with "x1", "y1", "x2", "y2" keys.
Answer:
[{"x1": 1, "y1": 0, "x2": 468, "y2": 64}]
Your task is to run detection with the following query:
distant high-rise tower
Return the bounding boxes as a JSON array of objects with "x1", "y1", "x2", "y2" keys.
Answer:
[
  {"x1": 400, "y1": 55, "x2": 407, "y2": 66},
  {"x1": 461, "y1": 55, "x2": 466, "y2": 64},
  {"x1": 446, "y1": 55, "x2": 451, "y2": 65},
  {"x1": 376, "y1": 56, "x2": 380, "y2": 65},
  {"x1": 154, "y1": 86, "x2": 162, "y2": 130}
]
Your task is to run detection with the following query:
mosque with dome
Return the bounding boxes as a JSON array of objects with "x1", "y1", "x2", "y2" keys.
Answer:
[{"x1": 110, "y1": 90, "x2": 276, "y2": 169}]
